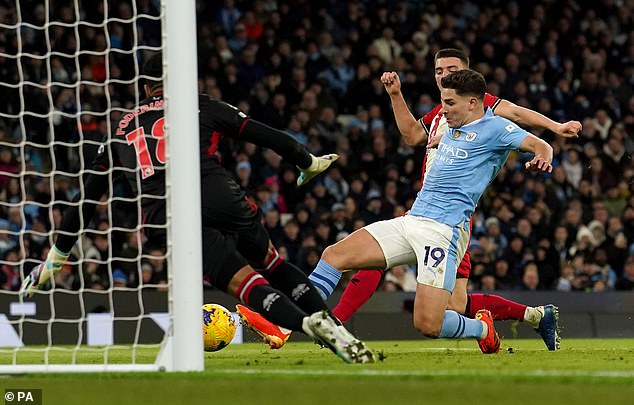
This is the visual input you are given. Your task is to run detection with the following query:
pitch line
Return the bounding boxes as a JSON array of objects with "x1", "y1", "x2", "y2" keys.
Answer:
[{"x1": 210, "y1": 368, "x2": 634, "y2": 379}]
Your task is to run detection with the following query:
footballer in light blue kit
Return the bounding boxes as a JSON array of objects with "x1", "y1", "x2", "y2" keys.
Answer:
[
  {"x1": 308, "y1": 69, "x2": 553, "y2": 354},
  {"x1": 412, "y1": 107, "x2": 528, "y2": 228},
  {"x1": 406, "y1": 108, "x2": 530, "y2": 291}
]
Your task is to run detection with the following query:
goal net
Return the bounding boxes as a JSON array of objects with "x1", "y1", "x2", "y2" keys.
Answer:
[{"x1": 0, "y1": 0, "x2": 203, "y2": 372}]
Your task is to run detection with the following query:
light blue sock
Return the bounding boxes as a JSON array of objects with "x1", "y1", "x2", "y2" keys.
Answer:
[
  {"x1": 439, "y1": 310, "x2": 484, "y2": 339},
  {"x1": 308, "y1": 260, "x2": 342, "y2": 300}
]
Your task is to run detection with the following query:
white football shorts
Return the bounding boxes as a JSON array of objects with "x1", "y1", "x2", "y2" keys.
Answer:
[{"x1": 364, "y1": 215, "x2": 469, "y2": 291}]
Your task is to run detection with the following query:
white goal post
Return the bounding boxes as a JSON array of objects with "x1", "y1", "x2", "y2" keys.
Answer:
[
  {"x1": 162, "y1": 0, "x2": 204, "y2": 372},
  {"x1": 0, "y1": 0, "x2": 203, "y2": 373}
]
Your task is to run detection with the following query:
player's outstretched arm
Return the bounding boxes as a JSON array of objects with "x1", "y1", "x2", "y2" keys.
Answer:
[
  {"x1": 495, "y1": 100, "x2": 582, "y2": 138},
  {"x1": 239, "y1": 119, "x2": 338, "y2": 186},
  {"x1": 19, "y1": 170, "x2": 109, "y2": 298},
  {"x1": 381, "y1": 71, "x2": 427, "y2": 146},
  {"x1": 209, "y1": 97, "x2": 338, "y2": 186},
  {"x1": 519, "y1": 134, "x2": 554, "y2": 173}
]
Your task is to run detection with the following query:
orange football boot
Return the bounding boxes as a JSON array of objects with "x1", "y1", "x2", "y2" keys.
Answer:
[
  {"x1": 475, "y1": 309, "x2": 500, "y2": 354},
  {"x1": 236, "y1": 304, "x2": 291, "y2": 349}
]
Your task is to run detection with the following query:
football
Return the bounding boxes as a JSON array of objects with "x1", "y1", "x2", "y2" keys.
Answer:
[{"x1": 202, "y1": 303, "x2": 237, "y2": 352}]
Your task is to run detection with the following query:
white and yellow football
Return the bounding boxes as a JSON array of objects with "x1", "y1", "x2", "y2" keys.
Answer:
[{"x1": 202, "y1": 303, "x2": 237, "y2": 352}]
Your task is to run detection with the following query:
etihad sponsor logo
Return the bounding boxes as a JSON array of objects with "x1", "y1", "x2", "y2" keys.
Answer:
[
  {"x1": 438, "y1": 143, "x2": 468, "y2": 158},
  {"x1": 436, "y1": 143, "x2": 469, "y2": 165}
]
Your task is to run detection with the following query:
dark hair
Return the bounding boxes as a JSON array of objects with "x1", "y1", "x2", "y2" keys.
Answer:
[
  {"x1": 142, "y1": 52, "x2": 163, "y2": 90},
  {"x1": 440, "y1": 69, "x2": 486, "y2": 100},
  {"x1": 434, "y1": 48, "x2": 469, "y2": 68}
]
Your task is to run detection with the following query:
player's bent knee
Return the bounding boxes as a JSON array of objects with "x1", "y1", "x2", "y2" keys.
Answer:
[
  {"x1": 413, "y1": 317, "x2": 441, "y2": 338},
  {"x1": 320, "y1": 244, "x2": 349, "y2": 269},
  {"x1": 226, "y1": 265, "x2": 255, "y2": 297},
  {"x1": 415, "y1": 323, "x2": 441, "y2": 338}
]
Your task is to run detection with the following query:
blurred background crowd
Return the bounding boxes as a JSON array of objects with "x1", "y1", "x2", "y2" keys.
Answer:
[{"x1": 0, "y1": 0, "x2": 633, "y2": 294}]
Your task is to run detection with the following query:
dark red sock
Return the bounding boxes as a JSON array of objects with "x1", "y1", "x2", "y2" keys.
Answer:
[
  {"x1": 332, "y1": 270, "x2": 383, "y2": 323},
  {"x1": 467, "y1": 293, "x2": 527, "y2": 321}
]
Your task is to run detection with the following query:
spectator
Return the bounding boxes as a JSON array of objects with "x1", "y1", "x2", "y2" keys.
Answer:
[
  {"x1": 216, "y1": 0, "x2": 242, "y2": 37},
  {"x1": 0, "y1": 147, "x2": 18, "y2": 191},
  {"x1": 318, "y1": 52, "x2": 355, "y2": 99},
  {"x1": 608, "y1": 231, "x2": 629, "y2": 277},
  {"x1": 280, "y1": 219, "x2": 301, "y2": 264},
  {"x1": 535, "y1": 243, "x2": 559, "y2": 290},
  {"x1": 570, "y1": 257, "x2": 595, "y2": 292},
  {"x1": 82, "y1": 232, "x2": 110, "y2": 289},
  {"x1": 502, "y1": 235, "x2": 527, "y2": 281},
  {"x1": 314, "y1": 106, "x2": 345, "y2": 145},
  {"x1": 328, "y1": 202, "x2": 351, "y2": 235},
  {"x1": 240, "y1": 10, "x2": 263, "y2": 42},
  {"x1": 371, "y1": 27, "x2": 402, "y2": 65},
  {"x1": 591, "y1": 248, "x2": 618, "y2": 290},
  {"x1": 323, "y1": 167, "x2": 350, "y2": 203},
  {"x1": 0, "y1": 220, "x2": 16, "y2": 257},
  {"x1": 479, "y1": 274, "x2": 497, "y2": 292},
  {"x1": 383, "y1": 265, "x2": 417, "y2": 292},
  {"x1": 235, "y1": 160, "x2": 255, "y2": 192},
  {"x1": 561, "y1": 147, "x2": 583, "y2": 188},
  {"x1": 263, "y1": 209, "x2": 284, "y2": 247},
  {"x1": 570, "y1": 225, "x2": 597, "y2": 258},
  {"x1": 519, "y1": 263, "x2": 540, "y2": 291},
  {"x1": 360, "y1": 190, "x2": 387, "y2": 225},
  {"x1": 556, "y1": 263, "x2": 575, "y2": 292},
  {"x1": 483, "y1": 217, "x2": 507, "y2": 259},
  {"x1": 285, "y1": 115, "x2": 308, "y2": 145},
  {"x1": 0, "y1": 249, "x2": 20, "y2": 291},
  {"x1": 141, "y1": 247, "x2": 168, "y2": 288},
  {"x1": 491, "y1": 259, "x2": 515, "y2": 290},
  {"x1": 592, "y1": 109, "x2": 613, "y2": 140},
  {"x1": 112, "y1": 269, "x2": 129, "y2": 288},
  {"x1": 615, "y1": 256, "x2": 634, "y2": 291}
]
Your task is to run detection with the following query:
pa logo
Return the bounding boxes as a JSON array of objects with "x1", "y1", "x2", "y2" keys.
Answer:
[{"x1": 466, "y1": 132, "x2": 477, "y2": 141}]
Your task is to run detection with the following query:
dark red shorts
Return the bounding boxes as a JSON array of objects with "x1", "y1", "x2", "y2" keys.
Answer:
[{"x1": 456, "y1": 249, "x2": 471, "y2": 279}]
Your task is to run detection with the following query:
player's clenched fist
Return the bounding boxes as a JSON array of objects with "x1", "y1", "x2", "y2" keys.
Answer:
[
  {"x1": 381, "y1": 71, "x2": 402, "y2": 96},
  {"x1": 553, "y1": 120, "x2": 582, "y2": 138}
]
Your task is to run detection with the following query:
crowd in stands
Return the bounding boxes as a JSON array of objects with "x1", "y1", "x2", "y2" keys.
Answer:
[{"x1": 0, "y1": 0, "x2": 633, "y2": 294}]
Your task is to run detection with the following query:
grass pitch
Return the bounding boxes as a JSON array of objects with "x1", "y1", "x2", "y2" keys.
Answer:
[{"x1": 2, "y1": 339, "x2": 634, "y2": 405}]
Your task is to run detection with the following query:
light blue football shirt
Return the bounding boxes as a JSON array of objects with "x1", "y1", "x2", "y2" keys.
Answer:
[{"x1": 409, "y1": 107, "x2": 529, "y2": 227}]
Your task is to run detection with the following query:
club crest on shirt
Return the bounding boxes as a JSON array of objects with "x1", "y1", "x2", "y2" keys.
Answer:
[
  {"x1": 452, "y1": 130, "x2": 461, "y2": 139},
  {"x1": 466, "y1": 132, "x2": 477, "y2": 141}
]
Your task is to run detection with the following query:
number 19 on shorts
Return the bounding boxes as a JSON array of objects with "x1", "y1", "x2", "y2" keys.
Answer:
[{"x1": 422, "y1": 245, "x2": 446, "y2": 268}]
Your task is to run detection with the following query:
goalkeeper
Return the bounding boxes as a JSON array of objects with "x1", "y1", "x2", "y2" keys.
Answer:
[{"x1": 19, "y1": 52, "x2": 374, "y2": 364}]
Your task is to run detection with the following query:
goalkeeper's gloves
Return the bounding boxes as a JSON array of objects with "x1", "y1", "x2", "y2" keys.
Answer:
[
  {"x1": 19, "y1": 246, "x2": 70, "y2": 298},
  {"x1": 297, "y1": 153, "x2": 339, "y2": 186}
]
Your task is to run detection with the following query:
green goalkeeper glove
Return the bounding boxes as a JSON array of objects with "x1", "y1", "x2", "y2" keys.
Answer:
[
  {"x1": 297, "y1": 153, "x2": 339, "y2": 186},
  {"x1": 19, "y1": 246, "x2": 70, "y2": 298}
]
